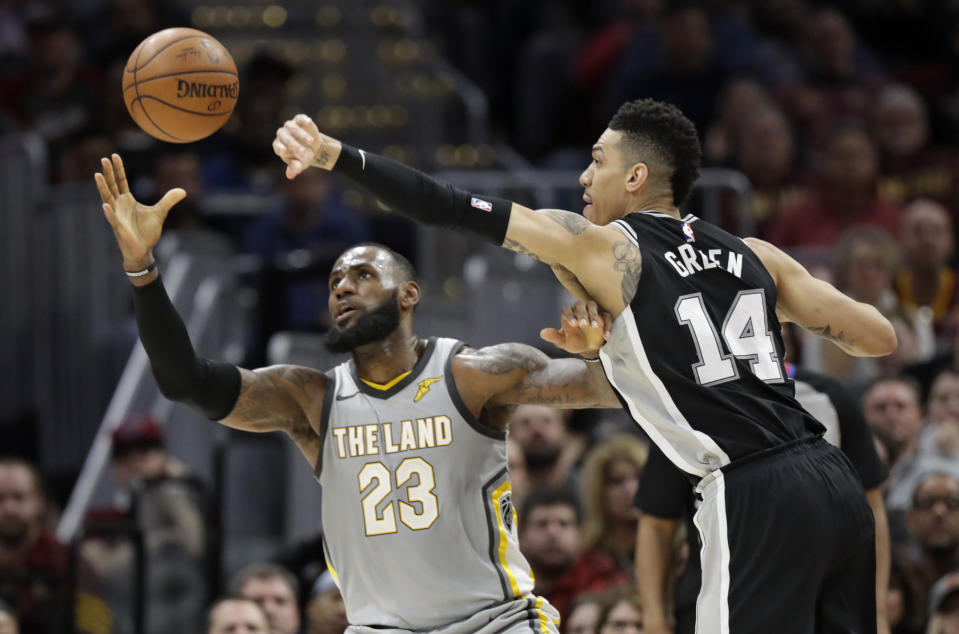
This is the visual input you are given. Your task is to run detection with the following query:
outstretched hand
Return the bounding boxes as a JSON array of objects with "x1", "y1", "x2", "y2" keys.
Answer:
[
  {"x1": 272, "y1": 114, "x2": 342, "y2": 180},
  {"x1": 540, "y1": 300, "x2": 612, "y2": 357},
  {"x1": 94, "y1": 153, "x2": 185, "y2": 265}
]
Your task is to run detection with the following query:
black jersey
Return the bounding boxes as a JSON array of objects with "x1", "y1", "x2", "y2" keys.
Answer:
[{"x1": 597, "y1": 211, "x2": 825, "y2": 478}]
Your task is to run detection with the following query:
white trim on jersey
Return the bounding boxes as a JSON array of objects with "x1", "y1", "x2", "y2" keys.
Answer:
[{"x1": 693, "y1": 470, "x2": 731, "y2": 634}]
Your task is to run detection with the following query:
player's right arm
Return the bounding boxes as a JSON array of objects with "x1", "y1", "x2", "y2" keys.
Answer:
[
  {"x1": 95, "y1": 154, "x2": 325, "y2": 464},
  {"x1": 744, "y1": 238, "x2": 897, "y2": 357}
]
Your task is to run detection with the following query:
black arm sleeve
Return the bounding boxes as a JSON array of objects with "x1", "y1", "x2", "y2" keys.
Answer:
[
  {"x1": 333, "y1": 144, "x2": 512, "y2": 244},
  {"x1": 131, "y1": 276, "x2": 242, "y2": 420}
]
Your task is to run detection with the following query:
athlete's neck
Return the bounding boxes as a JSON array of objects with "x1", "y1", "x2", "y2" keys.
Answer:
[
  {"x1": 351, "y1": 326, "x2": 425, "y2": 385},
  {"x1": 622, "y1": 194, "x2": 680, "y2": 219}
]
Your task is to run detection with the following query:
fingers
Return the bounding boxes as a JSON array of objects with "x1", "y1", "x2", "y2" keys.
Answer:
[
  {"x1": 93, "y1": 172, "x2": 113, "y2": 204},
  {"x1": 284, "y1": 118, "x2": 314, "y2": 145},
  {"x1": 154, "y1": 188, "x2": 187, "y2": 222},
  {"x1": 272, "y1": 139, "x2": 290, "y2": 163},
  {"x1": 111, "y1": 154, "x2": 130, "y2": 195},
  {"x1": 601, "y1": 311, "x2": 613, "y2": 339},
  {"x1": 287, "y1": 158, "x2": 304, "y2": 180},
  {"x1": 101, "y1": 157, "x2": 119, "y2": 199},
  {"x1": 539, "y1": 327, "x2": 564, "y2": 346}
]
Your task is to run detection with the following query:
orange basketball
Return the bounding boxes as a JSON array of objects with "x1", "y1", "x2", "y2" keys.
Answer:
[{"x1": 122, "y1": 27, "x2": 239, "y2": 143}]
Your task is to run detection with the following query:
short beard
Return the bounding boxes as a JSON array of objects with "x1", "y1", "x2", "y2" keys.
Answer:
[
  {"x1": 325, "y1": 291, "x2": 401, "y2": 354},
  {"x1": 0, "y1": 516, "x2": 29, "y2": 548},
  {"x1": 524, "y1": 446, "x2": 562, "y2": 470}
]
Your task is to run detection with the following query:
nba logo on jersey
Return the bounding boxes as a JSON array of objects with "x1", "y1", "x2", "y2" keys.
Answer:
[
  {"x1": 471, "y1": 197, "x2": 493, "y2": 212},
  {"x1": 682, "y1": 222, "x2": 696, "y2": 242},
  {"x1": 500, "y1": 492, "x2": 514, "y2": 533}
]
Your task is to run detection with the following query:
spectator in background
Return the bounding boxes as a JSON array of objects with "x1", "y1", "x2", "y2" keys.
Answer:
[
  {"x1": 888, "y1": 549, "x2": 928, "y2": 634},
  {"x1": 205, "y1": 50, "x2": 294, "y2": 193},
  {"x1": 228, "y1": 563, "x2": 301, "y2": 634},
  {"x1": 729, "y1": 103, "x2": 808, "y2": 237},
  {"x1": 904, "y1": 472, "x2": 959, "y2": 594},
  {"x1": 895, "y1": 200, "x2": 959, "y2": 351},
  {"x1": 0, "y1": 458, "x2": 103, "y2": 634},
  {"x1": 518, "y1": 487, "x2": 627, "y2": 623},
  {"x1": 594, "y1": 587, "x2": 644, "y2": 634},
  {"x1": 804, "y1": 227, "x2": 920, "y2": 386},
  {"x1": 206, "y1": 598, "x2": 269, "y2": 634},
  {"x1": 768, "y1": 124, "x2": 903, "y2": 249},
  {"x1": 604, "y1": 3, "x2": 727, "y2": 135},
  {"x1": 927, "y1": 570, "x2": 959, "y2": 634},
  {"x1": 863, "y1": 378, "x2": 925, "y2": 510},
  {"x1": 922, "y1": 370, "x2": 959, "y2": 461},
  {"x1": 703, "y1": 78, "x2": 772, "y2": 167},
  {"x1": 565, "y1": 593, "x2": 603, "y2": 634},
  {"x1": 83, "y1": 414, "x2": 205, "y2": 634},
  {"x1": 579, "y1": 434, "x2": 648, "y2": 577},
  {"x1": 241, "y1": 167, "x2": 372, "y2": 336},
  {"x1": 0, "y1": 8, "x2": 100, "y2": 157},
  {"x1": 507, "y1": 406, "x2": 583, "y2": 492},
  {"x1": 779, "y1": 7, "x2": 885, "y2": 148},
  {"x1": 507, "y1": 437, "x2": 530, "y2": 508},
  {"x1": 305, "y1": 571, "x2": 347, "y2": 634},
  {"x1": 0, "y1": 598, "x2": 17, "y2": 634},
  {"x1": 873, "y1": 85, "x2": 958, "y2": 214}
]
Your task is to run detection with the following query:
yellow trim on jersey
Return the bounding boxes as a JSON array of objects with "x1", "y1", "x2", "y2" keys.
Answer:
[
  {"x1": 491, "y1": 481, "x2": 521, "y2": 597},
  {"x1": 360, "y1": 370, "x2": 412, "y2": 391},
  {"x1": 534, "y1": 597, "x2": 553, "y2": 632},
  {"x1": 324, "y1": 557, "x2": 340, "y2": 585}
]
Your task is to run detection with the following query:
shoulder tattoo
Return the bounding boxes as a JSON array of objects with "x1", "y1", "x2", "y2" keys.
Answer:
[{"x1": 612, "y1": 239, "x2": 642, "y2": 305}]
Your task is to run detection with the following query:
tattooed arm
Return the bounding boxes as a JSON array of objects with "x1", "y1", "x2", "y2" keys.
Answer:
[
  {"x1": 501, "y1": 206, "x2": 642, "y2": 316},
  {"x1": 221, "y1": 366, "x2": 327, "y2": 465},
  {"x1": 745, "y1": 238, "x2": 897, "y2": 357},
  {"x1": 451, "y1": 343, "x2": 621, "y2": 431}
]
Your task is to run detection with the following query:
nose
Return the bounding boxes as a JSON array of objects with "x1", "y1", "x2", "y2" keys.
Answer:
[
  {"x1": 332, "y1": 276, "x2": 356, "y2": 299},
  {"x1": 579, "y1": 164, "x2": 592, "y2": 188}
]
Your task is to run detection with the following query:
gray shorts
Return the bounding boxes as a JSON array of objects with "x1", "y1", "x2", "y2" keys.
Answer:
[{"x1": 346, "y1": 595, "x2": 560, "y2": 634}]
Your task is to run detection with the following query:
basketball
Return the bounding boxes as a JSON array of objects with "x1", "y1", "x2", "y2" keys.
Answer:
[{"x1": 122, "y1": 27, "x2": 239, "y2": 143}]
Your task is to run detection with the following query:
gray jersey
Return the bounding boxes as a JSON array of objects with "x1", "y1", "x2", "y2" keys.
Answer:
[{"x1": 316, "y1": 337, "x2": 557, "y2": 631}]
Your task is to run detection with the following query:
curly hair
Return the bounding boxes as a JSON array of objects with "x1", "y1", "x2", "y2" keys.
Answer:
[{"x1": 608, "y1": 99, "x2": 702, "y2": 207}]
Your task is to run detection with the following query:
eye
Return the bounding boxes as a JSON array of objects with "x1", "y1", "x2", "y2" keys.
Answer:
[{"x1": 359, "y1": 271, "x2": 372, "y2": 279}]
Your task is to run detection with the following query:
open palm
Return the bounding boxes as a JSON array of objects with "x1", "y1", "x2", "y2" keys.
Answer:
[{"x1": 94, "y1": 153, "x2": 185, "y2": 261}]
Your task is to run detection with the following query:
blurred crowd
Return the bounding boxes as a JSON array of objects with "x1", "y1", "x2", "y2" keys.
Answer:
[{"x1": 3, "y1": 0, "x2": 959, "y2": 632}]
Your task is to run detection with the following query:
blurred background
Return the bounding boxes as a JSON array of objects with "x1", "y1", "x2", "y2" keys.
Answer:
[{"x1": 1, "y1": 0, "x2": 959, "y2": 632}]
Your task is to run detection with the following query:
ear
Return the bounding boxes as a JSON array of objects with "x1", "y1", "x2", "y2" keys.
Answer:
[
  {"x1": 625, "y1": 162, "x2": 648, "y2": 193},
  {"x1": 398, "y1": 280, "x2": 421, "y2": 310}
]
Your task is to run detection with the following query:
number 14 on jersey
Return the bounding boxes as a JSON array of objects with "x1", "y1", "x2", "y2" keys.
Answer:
[{"x1": 675, "y1": 289, "x2": 784, "y2": 386}]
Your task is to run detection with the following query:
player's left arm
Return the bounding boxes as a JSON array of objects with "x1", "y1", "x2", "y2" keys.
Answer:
[
  {"x1": 455, "y1": 343, "x2": 619, "y2": 409},
  {"x1": 450, "y1": 302, "x2": 621, "y2": 412}
]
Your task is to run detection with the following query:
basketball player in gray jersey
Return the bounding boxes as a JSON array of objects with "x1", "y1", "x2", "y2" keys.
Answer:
[{"x1": 94, "y1": 154, "x2": 622, "y2": 633}]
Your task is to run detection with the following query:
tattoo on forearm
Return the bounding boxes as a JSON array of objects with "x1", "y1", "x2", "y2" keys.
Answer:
[
  {"x1": 612, "y1": 240, "x2": 642, "y2": 304},
  {"x1": 318, "y1": 149, "x2": 331, "y2": 166},
  {"x1": 541, "y1": 209, "x2": 589, "y2": 235},
  {"x1": 503, "y1": 237, "x2": 544, "y2": 262},
  {"x1": 475, "y1": 343, "x2": 543, "y2": 375},
  {"x1": 806, "y1": 324, "x2": 851, "y2": 346}
]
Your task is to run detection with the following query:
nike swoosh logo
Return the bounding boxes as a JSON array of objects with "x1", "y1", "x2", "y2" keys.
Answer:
[{"x1": 335, "y1": 392, "x2": 360, "y2": 401}]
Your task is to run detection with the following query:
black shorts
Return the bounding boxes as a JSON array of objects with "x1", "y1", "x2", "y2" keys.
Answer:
[{"x1": 692, "y1": 437, "x2": 875, "y2": 634}]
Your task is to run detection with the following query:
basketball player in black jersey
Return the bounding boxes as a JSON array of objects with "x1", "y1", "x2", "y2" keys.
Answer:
[{"x1": 273, "y1": 99, "x2": 897, "y2": 632}]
